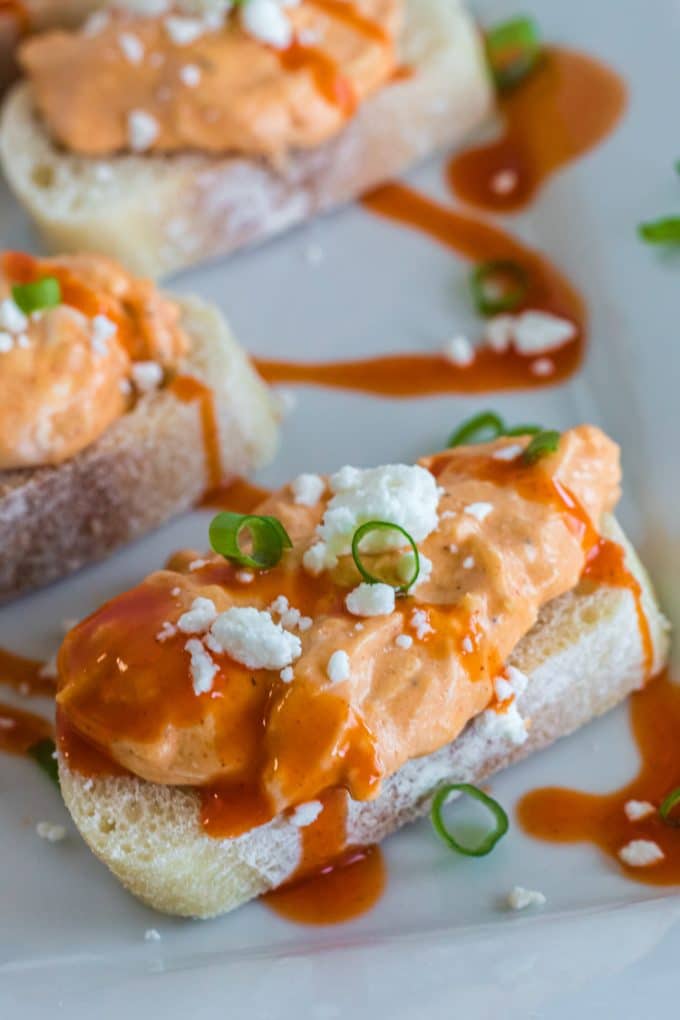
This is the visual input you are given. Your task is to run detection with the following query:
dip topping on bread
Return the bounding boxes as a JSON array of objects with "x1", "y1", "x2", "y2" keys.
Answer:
[
  {"x1": 57, "y1": 426, "x2": 623, "y2": 830},
  {"x1": 0, "y1": 251, "x2": 188, "y2": 468},
  {"x1": 19, "y1": 1, "x2": 401, "y2": 160}
]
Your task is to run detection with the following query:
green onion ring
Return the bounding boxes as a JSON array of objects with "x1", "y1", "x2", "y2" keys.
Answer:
[
  {"x1": 638, "y1": 218, "x2": 680, "y2": 245},
  {"x1": 504, "y1": 423, "x2": 543, "y2": 437},
  {"x1": 351, "y1": 520, "x2": 420, "y2": 593},
  {"x1": 470, "y1": 260, "x2": 529, "y2": 316},
  {"x1": 523, "y1": 430, "x2": 561, "y2": 464},
  {"x1": 659, "y1": 787, "x2": 680, "y2": 827},
  {"x1": 486, "y1": 16, "x2": 542, "y2": 92},
  {"x1": 431, "y1": 783, "x2": 509, "y2": 856},
  {"x1": 11, "y1": 276, "x2": 62, "y2": 315},
  {"x1": 28, "y1": 738, "x2": 60, "y2": 789},
  {"x1": 448, "y1": 412, "x2": 542, "y2": 448},
  {"x1": 209, "y1": 512, "x2": 292, "y2": 570}
]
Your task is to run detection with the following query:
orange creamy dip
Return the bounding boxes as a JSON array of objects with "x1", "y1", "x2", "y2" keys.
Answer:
[
  {"x1": 57, "y1": 426, "x2": 621, "y2": 830},
  {"x1": 0, "y1": 251, "x2": 187, "y2": 469},
  {"x1": 20, "y1": 1, "x2": 400, "y2": 160}
]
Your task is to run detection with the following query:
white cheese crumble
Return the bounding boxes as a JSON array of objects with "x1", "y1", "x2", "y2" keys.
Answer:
[
  {"x1": 241, "y1": 0, "x2": 293, "y2": 49},
  {"x1": 83, "y1": 10, "x2": 110, "y2": 36},
  {"x1": 492, "y1": 443, "x2": 524, "y2": 462},
  {"x1": 462, "y1": 556, "x2": 475, "y2": 569},
  {"x1": 269, "y1": 595, "x2": 310, "y2": 632},
  {"x1": 0, "y1": 297, "x2": 28, "y2": 333},
  {"x1": 345, "y1": 582, "x2": 395, "y2": 618},
  {"x1": 624, "y1": 800, "x2": 655, "y2": 822},
  {"x1": 491, "y1": 169, "x2": 518, "y2": 195},
  {"x1": 119, "y1": 32, "x2": 145, "y2": 64},
  {"x1": 180, "y1": 63, "x2": 202, "y2": 87},
  {"x1": 236, "y1": 570, "x2": 254, "y2": 584},
  {"x1": 303, "y1": 463, "x2": 441, "y2": 575},
  {"x1": 131, "y1": 360, "x2": 163, "y2": 392},
  {"x1": 155, "y1": 621, "x2": 177, "y2": 643},
  {"x1": 290, "y1": 800, "x2": 323, "y2": 827},
  {"x1": 280, "y1": 666, "x2": 294, "y2": 683},
  {"x1": 291, "y1": 472, "x2": 325, "y2": 507},
  {"x1": 464, "y1": 502, "x2": 493, "y2": 522},
  {"x1": 210, "y1": 607, "x2": 301, "y2": 670},
  {"x1": 461, "y1": 636, "x2": 474, "y2": 654},
  {"x1": 484, "y1": 314, "x2": 515, "y2": 353},
  {"x1": 410, "y1": 609, "x2": 433, "y2": 640},
  {"x1": 188, "y1": 558, "x2": 209, "y2": 572},
  {"x1": 442, "y1": 335, "x2": 475, "y2": 367},
  {"x1": 128, "y1": 110, "x2": 160, "y2": 152},
  {"x1": 513, "y1": 311, "x2": 577, "y2": 354},
  {"x1": 0, "y1": 332, "x2": 13, "y2": 353},
  {"x1": 327, "y1": 650, "x2": 350, "y2": 684},
  {"x1": 531, "y1": 357, "x2": 555, "y2": 377},
  {"x1": 395, "y1": 633, "x2": 413, "y2": 650},
  {"x1": 177, "y1": 596, "x2": 218, "y2": 634},
  {"x1": 144, "y1": 928, "x2": 162, "y2": 942},
  {"x1": 36, "y1": 822, "x2": 66, "y2": 843},
  {"x1": 185, "y1": 638, "x2": 218, "y2": 695},
  {"x1": 507, "y1": 886, "x2": 546, "y2": 910},
  {"x1": 164, "y1": 15, "x2": 209, "y2": 45},
  {"x1": 618, "y1": 839, "x2": 665, "y2": 867},
  {"x1": 90, "y1": 314, "x2": 117, "y2": 356}
]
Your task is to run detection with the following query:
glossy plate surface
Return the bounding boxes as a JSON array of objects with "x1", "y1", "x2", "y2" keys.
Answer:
[{"x1": 1, "y1": 0, "x2": 679, "y2": 1015}]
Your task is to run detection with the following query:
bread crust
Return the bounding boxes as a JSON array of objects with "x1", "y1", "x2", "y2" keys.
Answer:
[
  {"x1": 58, "y1": 518, "x2": 670, "y2": 918},
  {"x1": 0, "y1": 0, "x2": 494, "y2": 277},
  {"x1": 0, "y1": 295, "x2": 279, "y2": 603}
]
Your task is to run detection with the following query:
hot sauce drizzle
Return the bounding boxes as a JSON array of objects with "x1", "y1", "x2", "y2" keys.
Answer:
[
  {"x1": 0, "y1": 701, "x2": 52, "y2": 757},
  {"x1": 279, "y1": 43, "x2": 357, "y2": 115},
  {"x1": 170, "y1": 375, "x2": 223, "y2": 491},
  {"x1": 518, "y1": 669, "x2": 680, "y2": 886},
  {"x1": 0, "y1": 647, "x2": 54, "y2": 698},
  {"x1": 199, "y1": 478, "x2": 272, "y2": 513},
  {"x1": 448, "y1": 47, "x2": 627, "y2": 214}
]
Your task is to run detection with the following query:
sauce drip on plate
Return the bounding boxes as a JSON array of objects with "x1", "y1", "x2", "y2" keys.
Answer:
[
  {"x1": 170, "y1": 375, "x2": 223, "y2": 491},
  {"x1": 0, "y1": 701, "x2": 52, "y2": 756},
  {"x1": 448, "y1": 47, "x2": 627, "y2": 214},
  {"x1": 0, "y1": 647, "x2": 54, "y2": 698},
  {"x1": 518, "y1": 669, "x2": 680, "y2": 886},
  {"x1": 199, "y1": 478, "x2": 272, "y2": 513}
]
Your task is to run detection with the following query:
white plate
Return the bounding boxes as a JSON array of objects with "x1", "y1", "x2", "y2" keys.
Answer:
[{"x1": 1, "y1": 0, "x2": 679, "y2": 1015}]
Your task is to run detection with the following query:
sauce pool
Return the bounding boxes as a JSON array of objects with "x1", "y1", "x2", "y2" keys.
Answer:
[
  {"x1": 0, "y1": 646, "x2": 54, "y2": 698},
  {"x1": 0, "y1": 701, "x2": 52, "y2": 756}
]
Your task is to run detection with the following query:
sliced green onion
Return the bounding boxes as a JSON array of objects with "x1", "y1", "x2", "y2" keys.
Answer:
[
  {"x1": 638, "y1": 218, "x2": 680, "y2": 245},
  {"x1": 209, "y1": 512, "x2": 292, "y2": 570},
  {"x1": 470, "y1": 260, "x2": 529, "y2": 316},
  {"x1": 431, "y1": 783, "x2": 509, "y2": 856},
  {"x1": 11, "y1": 276, "x2": 61, "y2": 315},
  {"x1": 28, "y1": 738, "x2": 60, "y2": 789},
  {"x1": 523, "y1": 430, "x2": 561, "y2": 464},
  {"x1": 448, "y1": 412, "x2": 542, "y2": 448},
  {"x1": 351, "y1": 520, "x2": 420, "y2": 593},
  {"x1": 659, "y1": 787, "x2": 680, "y2": 827},
  {"x1": 486, "y1": 16, "x2": 542, "y2": 92}
]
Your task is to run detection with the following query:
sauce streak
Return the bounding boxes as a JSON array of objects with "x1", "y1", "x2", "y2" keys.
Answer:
[
  {"x1": 258, "y1": 181, "x2": 585, "y2": 397},
  {"x1": 279, "y1": 43, "x2": 357, "y2": 115},
  {"x1": 518, "y1": 669, "x2": 680, "y2": 886},
  {"x1": 170, "y1": 375, "x2": 223, "y2": 491},
  {"x1": 0, "y1": 647, "x2": 53, "y2": 698},
  {"x1": 0, "y1": 701, "x2": 52, "y2": 756},
  {"x1": 309, "y1": 0, "x2": 390, "y2": 43},
  {"x1": 448, "y1": 47, "x2": 627, "y2": 214},
  {"x1": 199, "y1": 477, "x2": 272, "y2": 512}
]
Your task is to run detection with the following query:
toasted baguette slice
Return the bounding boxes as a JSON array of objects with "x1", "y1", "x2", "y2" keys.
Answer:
[
  {"x1": 0, "y1": 295, "x2": 278, "y2": 603},
  {"x1": 58, "y1": 517, "x2": 670, "y2": 918},
  {"x1": 0, "y1": 0, "x2": 494, "y2": 278}
]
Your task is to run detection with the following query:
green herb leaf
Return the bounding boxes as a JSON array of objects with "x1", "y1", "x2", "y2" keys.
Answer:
[
  {"x1": 486, "y1": 16, "x2": 542, "y2": 92},
  {"x1": 28, "y1": 738, "x2": 60, "y2": 789},
  {"x1": 209, "y1": 512, "x2": 292, "y2": 570},
  {"x1": 12, "y1": 276, "x2": 62, "y2": 315},
  {"x1": 470, "y1": 260, "x2": 529, "y2": 316},
  {"x1": 638, "y1": 217, "x2": 680, "y2": 245},
  {"x1": 523, "y1": 430, "x2": 561, "y2": 464},
  {"x1": 431, "y1": 783, "x2": 509, "y2": 856},
  {"x1": 351, "y1": 520, "x2": 420, "y2": 593}
]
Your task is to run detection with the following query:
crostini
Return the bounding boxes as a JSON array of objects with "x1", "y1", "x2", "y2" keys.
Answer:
[
  {"x1": 0, "y1": 0, "x2": 493, "y2": 277},
  {"x1": 0, "y1": 250, "x2": 278, "y2": 602},
  {"x1": 55, "y1": 424, "x2": 669, "y2": 917}
]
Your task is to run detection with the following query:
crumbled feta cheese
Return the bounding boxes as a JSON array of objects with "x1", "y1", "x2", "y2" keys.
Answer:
[
  {"x1": 90, "y1": 314, "x2": 117, "y2": 356},
  {"x1": 395, "y1": 633, "x2": 413, "y2": 650},
  {"x1": 505, "y1": 665, "x2": 529, "y2": 696},
  {"x1": 177, "y1": 596, "x2": 218, "y2": 635},
  {"x1": 618, "y1": 839, "x2": 665, "y2": 867},
  {"x1": 507, "y1": 886, "x2": 546, "y2": 910},
  {"x1": 442, "y1": 335, "x2": 475, "y2": 367},
  {"x1": 241, "y1": 0, "x2": 293, "y2": 48},
  {"x1": 463, "y1": 556, "x2": 475, "y2": 569},
  {"x1": 236, "y1": 570, "x2": 254, "y2": 584},
  {"x1": 119, "y1": 32, "x2": 145, "y2": 64},
  {"x1": 346, "y1": 582, "x2": 395, "y2": 618},
  {"x1": 492, "y1": 443, "x2": 524, "y2": 461},
  {"x1": 38, "y1": 655, "x2": 58, "y2": 680},
  {"x1": 478, "y1": 700, "x2": 528, "y2": 746},
  {"x1": 83, "y1": 10, "x2": 110, "y2": 35},
  {"x1": 462, "y1": 636, "x2": 474, "y2": 654},
  {"x1": 303, "y1": 463, "x2": 440, "y2": 574},
  {"x1": 0, "y1": 332, "x2": 13, "y2": 353},
  {"x1": 410, "y1": 609, "x2": 433, "y2": 640},
  {"x1": 290, "y1": 800, "x2": 323, "y2": 827},
  {"x1": 531, "y1": 357, "x2": 555, "y2": 377},
  {"x1": 269, "y1": 595, "x2": 309, "y2": 631},
  {"x1": 131, "y1": 360, "x2": 163, "y2": 392},
  {"x1": 171, "y1": 587, "x2": 181, "y2": 597},
  {"x1": 327, "y1": 650, "x2": 351, "y2": 684},
  {"x1": 291, "y1": 473, "x2": 325, "y2": 507},
  {"x1": 188, "y1": 558, "x2": 208, "y2": 572},
  {"x1": 298, "y1": 616, "x2": 313, "y2": 632},
  {"x1": 491, "y1": 169, "x2": 518, "y2": 195},
  {"x1": 484, "y1": 314, "x2": 515, "y2": 353},
  {"x1": 128, "y1": 110, "x2": 160, "y2": 152},
  {"x1": 210, "y1": 607, "x2": 301, "y2": 670},
  {"x1": 155, "y1": 621, "x2": 177, "y2": 643},
  {"x1": 36, "y1": 822, "x2": 66, "y2": 843},
  {"x1": 185, "y1": 638, "x2": 218, "y2": 695},
  {"x1": 144, "y1": 928, "x2": 162, "y2": 942},
  {"x1": 494, "y1": 676, "x2": 514, "y2": 702},
  {"x1": 464, "y1": 502, "x2": 493, "y2": 522},
  {"x1": 512, "y1": 311, "x2": 577, "y2": 354},
  {"x1": 280, "y1": 666, "x2": 294, "y2": 683},
  {"x1": 624, "y1": 800, "x2": 655, "y2": 822},
  {"x1": 180, "y1": 64, "x2": 201, "y2": 87},
  {"x1": 0, "y1": 297, "x2": 28, "y2": 333},
  {"x1": 164, "y1": 15, "x2": 208, "y2": 45}
]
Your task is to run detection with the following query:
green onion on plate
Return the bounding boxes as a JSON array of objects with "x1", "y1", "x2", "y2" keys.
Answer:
[{"x1": 431, "y1": 783, "x2": 509, "y2": 856}]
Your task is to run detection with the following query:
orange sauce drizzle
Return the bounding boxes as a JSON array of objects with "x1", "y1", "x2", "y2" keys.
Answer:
[
  {"x1": 308, "y1": 0, "x2": 390, "y2": 43},
  {"x1": 170, "y1": 375, "x2": 223, "y2": 491},
  {"x1": 448, "y1": 47, "x2": 627, "y2": 214},
  {"x1": 0, "y1": 647, "x2": 54, "y2": 698},
  {"x1": 0, "y1": 701, "x2": 52, "y2": 756},
  {"x1": 279, "y1": 42, "x2": 357, "y2": 115},
  {"x1": 258, "y1": 180, "x2": 585, "y2": 396},
  {"x1": 199, "y1": 477, "x2": 272, "y2": 512},
  {"x1": 518, "y1": 669, "x2": 680, "y2": 886}
]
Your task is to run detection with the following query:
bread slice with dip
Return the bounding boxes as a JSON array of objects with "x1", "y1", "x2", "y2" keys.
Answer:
[
  {"x1": 0, "y1": 250, "x2": 278, "y2": 602},
  {"x1": 0, "y1": 0, "x2": 493, "y2": 277},
  {"x1": 55, "y1": 426, "x2": 670, "y2": 917}
]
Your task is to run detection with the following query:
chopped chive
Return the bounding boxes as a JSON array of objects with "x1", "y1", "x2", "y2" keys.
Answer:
[
  {"x1": 448, "y1": 412, "x2": 542, "y2": 448},
  {"x1": 486, "y1": 16, "x2": 542, "y2": 92},
  {"x1": 209, "y1": 512, "x2": 292, "y2": 570},
  {"x1": 638, "y1": 218, "x2": 680, "y2": 244},
  {"x1": 28, "y1": 738, "x2": 60, "y2": 789},
  {"x1": 11, "y1": 276, "x2": 61, "y2": 315},
  {"x1": 523, "y1": 430, "x2": 561, "y2": 464},
  {"x1": 351, "y1": 520, "x2": 420, "y2": 593},
  {"x1": 659, "y1": 787, "x2": 680, "y2": 827},
  {"x1": 431, "y1": 783, "x2": 509, "y2": 856},
  {"x1": 470, "y1": 260, "x2": 529, "y2": 316}
]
